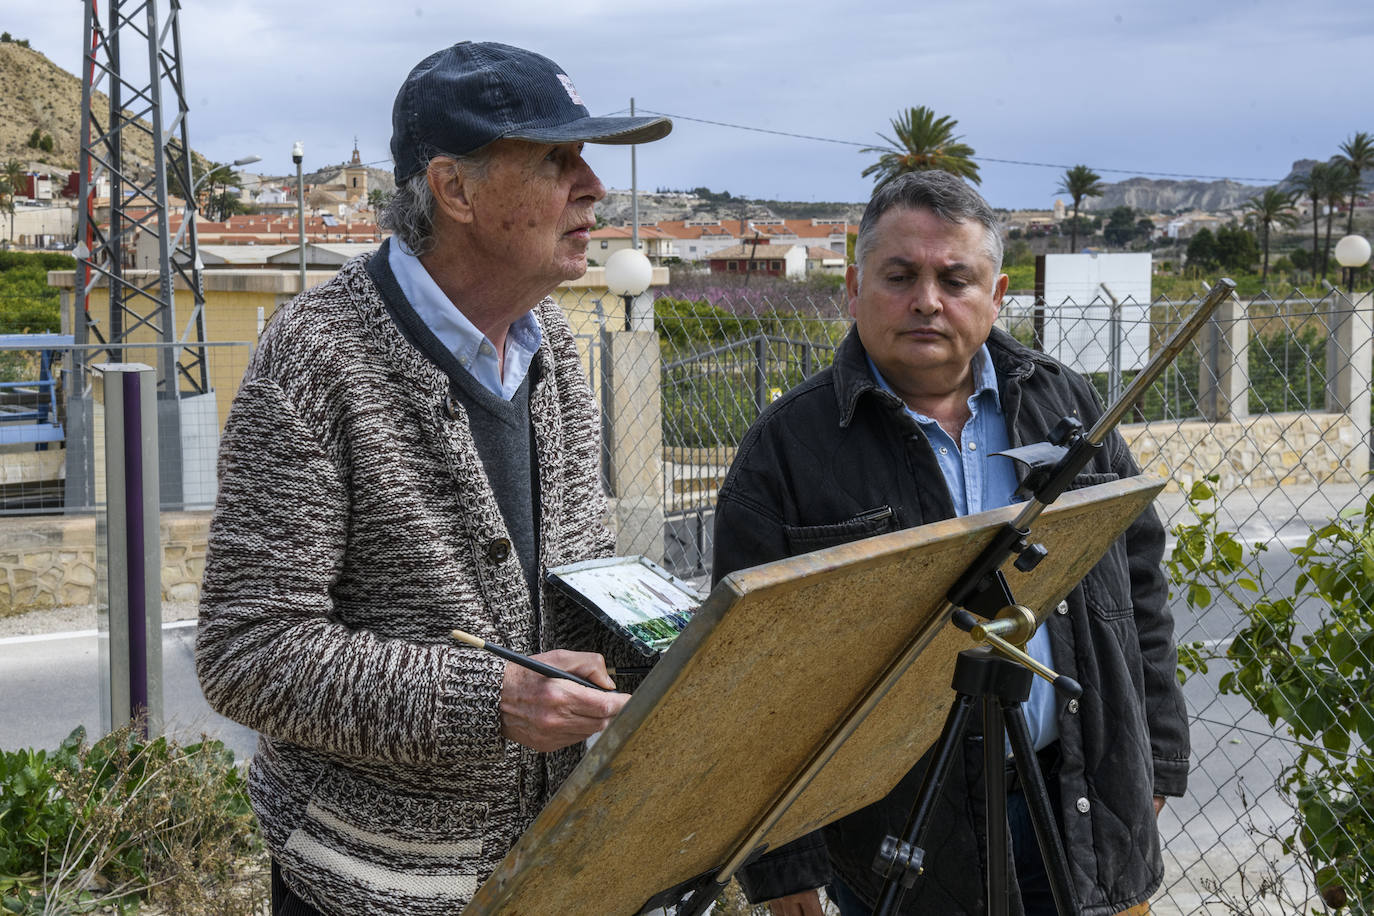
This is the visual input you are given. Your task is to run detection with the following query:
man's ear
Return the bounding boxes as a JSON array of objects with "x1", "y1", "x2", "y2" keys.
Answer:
[
  {"x1": 845, "y1": 264, "x2": 861, "y2": 318},
  {"x1": 992, "y1": 272, "x2": 1009, "y2": 312},
  {"x1": 428, "y1": 158, "x2": 474, "y2": 225}
]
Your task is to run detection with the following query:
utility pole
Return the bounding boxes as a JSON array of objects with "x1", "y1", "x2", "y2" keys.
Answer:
[
  {"x1": 293, "y1": 142, "x2": 305, "y2": 291},
  {"x1": 74, "y1": 0, "x2": 211, "y2": 510},
  {"x1": 630, "y1": 98, "x2": 639, "y2": 254}
]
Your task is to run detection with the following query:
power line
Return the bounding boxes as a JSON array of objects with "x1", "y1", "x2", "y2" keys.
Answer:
[{"x1": 625, "y1": 107, "x2": 1285, "y2": 184}]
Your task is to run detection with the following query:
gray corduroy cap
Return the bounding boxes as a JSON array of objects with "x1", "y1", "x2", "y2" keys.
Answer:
[{"x1": 390, "y1": 41, "x2": 672, "y2": 182}]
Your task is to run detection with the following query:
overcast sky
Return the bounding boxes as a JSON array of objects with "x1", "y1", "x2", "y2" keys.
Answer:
[{"x1": 8, "y1": 0, "x2": 1373, "y2": 209}]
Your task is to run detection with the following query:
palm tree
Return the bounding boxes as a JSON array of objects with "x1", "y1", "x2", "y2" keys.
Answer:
[
  {"x1": 1241, "y1": 187, "x2": 1298, "y2": 284},
  {"x1": 1056, "y1": 164, "x2": 1104, "y2": 253},
  {"x1": 1335, "y1": 131, "x2": 1373, "y2": 236},
  {"x1": 1322, "y1": 165, "x2": 1359, "y2": 280},
  {"x1": 860, "y1": 106, "x2": 980, "y2": 188},
  {"x1": 1290, "y1": 162, "x2": 1339, "y2": 282},
  {"x1": 2, "y1": 159, "x2": 25, "y2": 243},
  {"x1": 1, "y1": 160, "x2": 25, "y2": 243}
]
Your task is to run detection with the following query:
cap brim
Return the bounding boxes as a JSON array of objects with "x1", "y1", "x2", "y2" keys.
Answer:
[{"x1": 505, "y1": 115, "x2": 672, "y2": 146}]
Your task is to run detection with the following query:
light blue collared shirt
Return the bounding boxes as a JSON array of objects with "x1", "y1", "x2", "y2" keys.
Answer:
[
  {"x1": 868, "y1": 344, "x2": 1059, "y2": 752},
  {"x1": 388, "y1": 239, "x2": 542, "y2": 400}
]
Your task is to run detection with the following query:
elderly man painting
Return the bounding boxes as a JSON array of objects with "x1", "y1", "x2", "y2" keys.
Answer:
[
  {"x1": 713, "y1": 170, "x2": 1190, "y2": 916},
  {"x1": 196, "y1": 42, "x2": 669, "y2": 916}
]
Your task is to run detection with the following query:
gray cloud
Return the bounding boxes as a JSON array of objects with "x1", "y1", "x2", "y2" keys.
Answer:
[{"x1": 11, "y1": 0, "x2": 1372, "y2": 208}]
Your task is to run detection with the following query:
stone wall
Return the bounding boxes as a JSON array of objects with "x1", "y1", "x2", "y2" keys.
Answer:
[
  {"x1": 0, "y1": 511, "x2": 209, "y2": 617},
  {"x1": 1119, "y1": 412, "x2": 1363, "y2": 492},
  {"x1": 0, "y1": 412, "x2": 1364, "y2": 616}
]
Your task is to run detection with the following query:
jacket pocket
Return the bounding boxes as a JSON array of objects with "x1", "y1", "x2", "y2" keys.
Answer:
[
  {"x1": 783, "y1": 505, "x2": 898, "y2": 554},
  {"x1": 279, "y1": 770, "x2": 489, "y2": 915},
  {"x1": 1065, "y1": 470, "x2": 1120, "y2": 491}
]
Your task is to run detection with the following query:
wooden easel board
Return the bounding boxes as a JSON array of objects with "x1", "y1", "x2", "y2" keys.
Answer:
[{"x1": 469, "y1": 475, "x2": 1165, "y2": 914}]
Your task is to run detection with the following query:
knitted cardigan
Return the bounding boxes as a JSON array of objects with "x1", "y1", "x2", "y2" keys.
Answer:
[{"x1": 197, "y1": 252, "x2": 620, "y2": 915}]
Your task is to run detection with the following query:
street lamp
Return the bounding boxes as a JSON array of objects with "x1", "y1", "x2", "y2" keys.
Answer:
[
  {"x1": 292, "y1": 141, "x2": 305, "y2": 292},
  {"x1": 1334, "y1": 234, "x2": 1371, "y2": 294},
  {"x1": 604, "y1": 247, "x2": 653, "y2": 330}
]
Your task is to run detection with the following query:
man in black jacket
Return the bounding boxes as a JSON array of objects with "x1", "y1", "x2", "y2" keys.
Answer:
[{"x1": 713, "y1": 171, "x2": 1189, "y2": 916}]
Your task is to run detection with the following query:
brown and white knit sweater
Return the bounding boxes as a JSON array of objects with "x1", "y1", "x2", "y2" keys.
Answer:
[{"x1": 197, "y1": 252, "x2": 621, "y2": 915}]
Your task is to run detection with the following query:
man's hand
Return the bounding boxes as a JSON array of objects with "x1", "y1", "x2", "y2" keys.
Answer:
[
  {"x1": 767, "y1": 889, "x2": 825, "y2": 916},
  {"x1": 1153, "y1": 795, "x2": 1166, "y2": 817},
  {"x1": 499, "y1": 650, "x2": 629, "y2": 752}
]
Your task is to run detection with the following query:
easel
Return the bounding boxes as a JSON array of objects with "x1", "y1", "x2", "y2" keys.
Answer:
[{"x1": 466, "y1": 280, "x2": 1235, "y2": 916}]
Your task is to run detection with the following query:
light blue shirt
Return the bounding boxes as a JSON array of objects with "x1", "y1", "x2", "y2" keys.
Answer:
[
  {"x1": 388, "y1": 239, "x2": 542, "y2": 400},
  {"x1": 868, "y1": 345, "x2": 1059, "y2": 752}
]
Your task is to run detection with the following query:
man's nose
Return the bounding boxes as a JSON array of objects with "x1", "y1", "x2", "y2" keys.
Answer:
[
  {"x1": 573, "y1": 153, "x2": 606, "y2": 203},
  {"x1": 910, "y1": 278, "x2": 941, "y2": 315}
]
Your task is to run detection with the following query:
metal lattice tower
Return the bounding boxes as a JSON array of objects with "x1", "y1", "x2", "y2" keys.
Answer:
[{"x1": 73, "y1": 0, "x2": 210, "y2": 507}]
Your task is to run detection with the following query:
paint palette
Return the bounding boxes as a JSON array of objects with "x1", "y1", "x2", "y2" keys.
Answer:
[{"x1": 546, "y1": 556, "x2": 705, "y2": 658}]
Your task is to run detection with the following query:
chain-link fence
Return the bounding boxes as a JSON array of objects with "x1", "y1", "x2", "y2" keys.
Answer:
[
  {"x1": 0, "y1": 339, "x2": 254, "y2": 517},
  {"x1": 564, "y1": 281, "x2": 1374, "y2": 915},
  {"x1": 1, "y1": 274, "x2": 1370, "y2": 914}
]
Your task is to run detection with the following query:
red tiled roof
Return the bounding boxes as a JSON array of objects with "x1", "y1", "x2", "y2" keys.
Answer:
[{"x1": 589, "y1": 225, "x2": 676, "y2": 240}]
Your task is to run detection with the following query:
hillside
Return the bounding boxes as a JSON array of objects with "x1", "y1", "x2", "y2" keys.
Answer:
[
  {"x1": 1080, "y1": 176, "x2": 1265, "y2": 213},
  {"x1": 0, "y1": 39, "x2": 185, "y2": 174},
  {"x1": 598, "y1": 188, "x2": 864, "y2": 225}
]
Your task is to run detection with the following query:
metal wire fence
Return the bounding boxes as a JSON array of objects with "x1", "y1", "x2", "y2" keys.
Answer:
[
  {"x1": 0, "y1": 276, "x2": 1370, "y2": 914},
  {"x1": 0, "y1": 339, "x2": 254, "y2": 516},
  {"x1": 560, "y1": 282, "x2": 1374, "y2": 915}
]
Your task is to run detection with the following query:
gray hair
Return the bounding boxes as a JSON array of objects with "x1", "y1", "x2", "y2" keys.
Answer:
[
  {"x1": 853, "y1": 170, "x2": 1004, "y2": 280},
  {"x1": 380, "y1": 147, "x2": 492, "y2": 255}
]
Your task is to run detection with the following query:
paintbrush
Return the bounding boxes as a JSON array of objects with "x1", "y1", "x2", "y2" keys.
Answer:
[{"x1": 451, "y1": 629, "x2": 621, "y2": 691}]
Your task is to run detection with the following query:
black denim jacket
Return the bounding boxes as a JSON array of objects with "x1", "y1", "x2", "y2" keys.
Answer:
[{"x1": 712, "y1": 326, "x2": 1190, "y2": 916}]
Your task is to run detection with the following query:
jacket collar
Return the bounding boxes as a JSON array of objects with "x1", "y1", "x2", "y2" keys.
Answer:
[{"x1": 831, "y1": 323, "x2": 1061, "y2": 427}]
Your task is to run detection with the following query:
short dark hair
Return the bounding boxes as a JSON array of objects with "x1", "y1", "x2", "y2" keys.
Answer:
[{"x1": 853, "y1": 170, "x2": 1003, "y2": 278}]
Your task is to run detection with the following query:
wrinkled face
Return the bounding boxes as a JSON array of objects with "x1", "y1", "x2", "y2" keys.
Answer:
[
  {"x1": 847, "y1": 206, "x2": 1007, "y2": 403},
  {"x1": 466, "y1": 138, "x2": 606, "y2": 292}
]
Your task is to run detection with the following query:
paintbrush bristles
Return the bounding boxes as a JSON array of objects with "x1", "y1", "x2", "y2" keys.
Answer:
[{"x1": 450, "y1": 629, "x2": 484, "y2": 649}]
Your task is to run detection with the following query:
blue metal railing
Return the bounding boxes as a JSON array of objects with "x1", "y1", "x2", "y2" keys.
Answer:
[{"x1": 0, "y1": 333, "x2": 73, "y2": 447}]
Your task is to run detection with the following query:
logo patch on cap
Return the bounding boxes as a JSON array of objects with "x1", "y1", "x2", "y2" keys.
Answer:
[{"x1": 556, "y1": 74, "x2": 584, "y2": 106}]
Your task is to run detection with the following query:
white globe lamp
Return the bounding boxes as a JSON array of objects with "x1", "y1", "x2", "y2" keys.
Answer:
[
  {"x1": 1334, "y1": 234, "x2": 1371, "y2": 294},
  {"x1": 604, "y1": 247, "x2": 653, "y2": 330}
]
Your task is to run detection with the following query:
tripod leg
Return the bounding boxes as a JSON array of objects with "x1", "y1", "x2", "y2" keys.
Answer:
[
  {"x1": 1004, "y1": 707, "x2": 1079, "y2": 916},
  {"x1": 985, "y1": 696, "x2": 1010, "y2": 916},
  {"x1": 674, "y1": 878, "x2": 726, "y2": 916},
  {"x1": 872, "y1": 693, "x2": 977, "y2": 916}
]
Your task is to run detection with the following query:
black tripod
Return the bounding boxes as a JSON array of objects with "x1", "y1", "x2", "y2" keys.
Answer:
[{"x1": 871, "y1": 633, "x2": 1081, "y2": 916}]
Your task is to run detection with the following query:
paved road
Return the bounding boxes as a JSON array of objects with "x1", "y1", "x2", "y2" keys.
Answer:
[{"x1": 0, "y1": 620, "x2": 258, "y2": 759}]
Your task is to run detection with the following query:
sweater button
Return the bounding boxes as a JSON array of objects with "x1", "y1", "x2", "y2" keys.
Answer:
[
  {"x1": 1056, "y1": 600, "x2": 1069, "y2": 615},
  {"x1": 1075, "y1": 797, "x2": 1091, "y2": 814},
  {"x1": 485, "y1": 538, "x2": 512, "y2": 564},
  {"x1": 1067, "y1": 698, "x2": 1080, "y2": 714},
  {"x1": 444, "y1": 395, "x2": 460, "y2": 420}
]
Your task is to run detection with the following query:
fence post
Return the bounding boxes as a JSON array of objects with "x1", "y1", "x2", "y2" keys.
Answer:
[
  {"x1": 95, "y1": 363, "x2": 163, "y2": 738},
  {"x1": 601, "y1": 328, "x2": 664, "y2": 562},
  {"x1": 1325, "y1": 291, "x2": 1373, "y2": 478},
  {"x1": 1198, "y1": 293, "x2": 1249, "y2": 422}
]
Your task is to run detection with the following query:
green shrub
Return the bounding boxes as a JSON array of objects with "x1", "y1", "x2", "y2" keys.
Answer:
[
  {"x1": 655, "y1": 297, "x2": 762, "y2": 351},
  {"x1": 1170, "y1": 477, "x2": 1374, "y2": 912},
  {"x1": 0, "y1": 252, "x2": 67, "y2": 337},
  {"x1": 0, "y1": 725, "x2": 266, "y2": 915}
]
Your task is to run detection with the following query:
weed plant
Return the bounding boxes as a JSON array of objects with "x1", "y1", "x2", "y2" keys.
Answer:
[{"x1": 0, "y1": 724, "x2": 266, "y2": 915}]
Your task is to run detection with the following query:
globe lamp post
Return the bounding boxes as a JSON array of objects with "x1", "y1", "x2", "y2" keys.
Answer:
[
  {"x1": 1334, "y1": 234, "x2": 1371, "y2": 295},
  {"x1": 604, "y1": 247, "x2": 653, "y2": 331}
]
